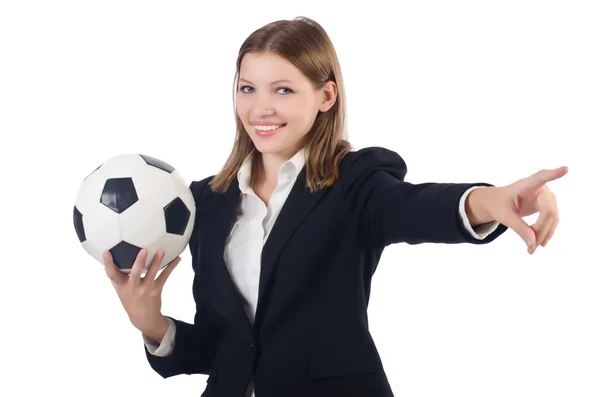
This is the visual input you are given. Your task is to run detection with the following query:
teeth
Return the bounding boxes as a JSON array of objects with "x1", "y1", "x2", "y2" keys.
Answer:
[{"x1": 254, "y1": 124, "x2": 283, "y2": 131}]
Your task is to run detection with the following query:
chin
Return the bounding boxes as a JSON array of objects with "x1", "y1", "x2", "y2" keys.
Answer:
[
  {"x1": 253, "y1": 144, "x2": 282, "y2": 155},
  {"x1": 251, "y1": 140, "x2": 290, "y2": 155},
  {"x1": 249, "y1": 136, "x2": 279, "y2": 152}
]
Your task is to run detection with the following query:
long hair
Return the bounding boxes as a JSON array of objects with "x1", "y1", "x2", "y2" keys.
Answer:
[{"x1": 209, "y1": 16, "x2": 352, "y2": 194}]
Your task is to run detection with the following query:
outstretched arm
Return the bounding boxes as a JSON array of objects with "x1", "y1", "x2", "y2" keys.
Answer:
[{"x1": 345, "y1": 147, "x2": 507, "y2": 247}]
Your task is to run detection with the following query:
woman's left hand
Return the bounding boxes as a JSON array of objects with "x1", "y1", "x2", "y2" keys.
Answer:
[{"x1": 479, "y1": 166, "x2": 569, "y2": 254}]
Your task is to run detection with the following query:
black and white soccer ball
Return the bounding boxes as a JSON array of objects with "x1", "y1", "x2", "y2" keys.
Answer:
[{"x1": 73, "y1": 154, "x2": 195, "y2": 274}]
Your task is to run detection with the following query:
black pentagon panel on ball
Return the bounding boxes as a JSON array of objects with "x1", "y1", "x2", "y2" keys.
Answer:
[
  {"x1": 101, "y1": 177, "x2": 138, "y2": 213},
  {"x1": 164, "y1": 197, "x2": 190, "y2": 235},
  {"x1": 109, "y1": 241, "x2": 142, "y2": 270},
  {"x1": 139, "y1": 154, "x2": 175, "y2": 173},
  {"x1": 73, "y1": 206, "x2": 86, "y2": 242}
]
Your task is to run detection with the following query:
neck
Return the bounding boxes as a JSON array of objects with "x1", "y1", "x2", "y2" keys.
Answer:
[
  {"x1": 253, "y1": 144, "x2": 304, "y2": 188},
  {"x1": 257, "y1": 153, "x2": 287, "y2": 188}
]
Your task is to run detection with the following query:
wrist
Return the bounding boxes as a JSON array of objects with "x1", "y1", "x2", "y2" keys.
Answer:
[
  {"x1": 141, "y1": 315, "x2": 169, "y2": 344},
  {"x1": 465, "y1": 186, "x2": 496, "y2": 226}
]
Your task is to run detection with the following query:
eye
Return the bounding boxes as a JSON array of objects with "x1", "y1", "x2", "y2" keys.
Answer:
[{"x1": 238, "y1": 86, "x2": 293, "y2": 94}]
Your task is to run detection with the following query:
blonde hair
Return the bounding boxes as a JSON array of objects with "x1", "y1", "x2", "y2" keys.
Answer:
[{"x1": 209, "y1": 16, "x2": 352, "y2": 194}]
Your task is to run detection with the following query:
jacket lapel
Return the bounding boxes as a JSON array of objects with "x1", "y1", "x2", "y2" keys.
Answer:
[
  {"x1": 255, "y1": 167, "x2": 330, "y2": 324},
  {"x1": 204, "y1": 177, "x2": 253, "y2": 337}
]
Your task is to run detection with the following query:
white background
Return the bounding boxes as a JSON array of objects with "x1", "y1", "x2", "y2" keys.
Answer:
[{"x1": 1, "y1": 1, "x2": 598, "y2": 396}]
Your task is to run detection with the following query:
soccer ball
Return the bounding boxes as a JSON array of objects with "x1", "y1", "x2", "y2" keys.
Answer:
[{"x1": 73, "y1": 154, "x2": 196, "y2": 274}]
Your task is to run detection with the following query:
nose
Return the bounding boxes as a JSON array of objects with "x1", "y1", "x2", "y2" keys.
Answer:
[{"x1": 254, "y1": 94, "x2": 275, "y2": 115}]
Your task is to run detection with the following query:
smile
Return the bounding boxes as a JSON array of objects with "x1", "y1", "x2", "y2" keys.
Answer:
[{"x1": 254, "y1": 124, "x2": 286, "y2": 137}]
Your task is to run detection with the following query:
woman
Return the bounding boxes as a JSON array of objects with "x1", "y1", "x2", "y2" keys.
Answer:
[{"x1": 103, "y1": 16, "x2": 567, "y2": 397}]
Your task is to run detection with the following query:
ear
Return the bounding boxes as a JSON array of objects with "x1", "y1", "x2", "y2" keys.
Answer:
[{"x1": 318, "y1": 81, "x2": 337, "y2": 112}]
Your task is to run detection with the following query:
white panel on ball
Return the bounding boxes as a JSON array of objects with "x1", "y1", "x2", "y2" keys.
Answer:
[
  {"x1": 81, "y1": 239, "x2": 104, "y2": 267},
  {"x1": 147, "y1": 232, "x2": 189, "y2": 272},
  {"x1": 131, "y1": 165, "x2": 177, "y2": 209},
  {"x1": 119, "y1": 199, "x2": 167, "y2": 250},
  {"x1": 84, "y1": 202, "x2": 122, "y2": 251},
  {"x1": 99, "y1": 153, "x2": 147, "y2": 179},
  {"x1": 171, "y1": 169, "x2": 188, "y2": 188}
]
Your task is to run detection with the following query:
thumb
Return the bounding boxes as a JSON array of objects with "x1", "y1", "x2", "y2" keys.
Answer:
[{"x1": 502, "y1": 211, "x2": 537, "y2": 252}]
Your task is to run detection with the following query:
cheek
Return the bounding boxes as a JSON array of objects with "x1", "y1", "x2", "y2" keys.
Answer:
[
  {"x1": 282, "y1": 102, "x2": 312, "y2": 126},
  {"x1": 293, "y1": 111, "x2": 318, "y2": 134},
  {"x1": 236, "y1": 95, "x2": 250, "y2": 113},
  {"x1": 236, "y1": 105, "x2": 252, "y2": 128},
  {"x1": 235, "y1": 101, "x2": 245, "y2": 117}
]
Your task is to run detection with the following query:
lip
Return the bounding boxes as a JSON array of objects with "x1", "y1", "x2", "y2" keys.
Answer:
[
  {"x1": 254, "y1": 124, "x2": 285, "y2": 137},
  {"x1": 251, "y1": 121, "x2": 286, "y2": 126}
]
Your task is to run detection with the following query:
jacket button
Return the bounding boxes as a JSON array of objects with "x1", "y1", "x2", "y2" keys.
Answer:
[{"x1": 249, "y1": 341, "x2": 255, "y2": 350}]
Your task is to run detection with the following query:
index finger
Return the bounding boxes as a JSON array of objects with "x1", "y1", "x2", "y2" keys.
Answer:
[
  {"x1": 535, "y1": 166, "x2": 569, "y2": 185},
  {"x1": 129, "y1": 248, "x2": 148, "y2": 286}
]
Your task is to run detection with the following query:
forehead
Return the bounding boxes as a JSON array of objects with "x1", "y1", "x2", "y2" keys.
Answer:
[{"x1": 239, "y1": 52, "x2": 306, "y2": 84}]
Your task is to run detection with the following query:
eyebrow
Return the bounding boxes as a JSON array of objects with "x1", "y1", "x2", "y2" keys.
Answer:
[{"x1": 239, "y1": 78, "x2": 294, "y2": 85}]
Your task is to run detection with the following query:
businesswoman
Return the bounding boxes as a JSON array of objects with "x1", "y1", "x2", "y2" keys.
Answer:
[{"x1": 103, "y1": 16, "x2": 567, "y2": 397}]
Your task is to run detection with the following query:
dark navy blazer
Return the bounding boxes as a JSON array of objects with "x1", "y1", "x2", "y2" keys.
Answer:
[{"x1": 144, "y1": 146, "x2": 507, "y2": 396}]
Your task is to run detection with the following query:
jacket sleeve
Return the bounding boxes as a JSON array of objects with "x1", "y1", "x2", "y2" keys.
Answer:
[
  {"x1": 144, "y1": 311, "x2": 220, "y2": 377},
  {"x1": 143, "y1": 177, "x2": 221, "y2": 377},
  {"x1": 344, "y1": 147, "x2": 508, "y2": 248}
]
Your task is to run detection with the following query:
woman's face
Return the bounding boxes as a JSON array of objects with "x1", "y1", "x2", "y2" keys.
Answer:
[{"x1": 236, "y1": 51, "x2": 336, "y2": 163}]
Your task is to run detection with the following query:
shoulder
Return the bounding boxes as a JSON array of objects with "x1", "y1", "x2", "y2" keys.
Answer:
[
  {"x1": 339, "y1": 146, "x2": 408, "y2": 184},
  {"x1": 188, "y1": 175, "x2": 219, "y2": 214},
  {"x1": 189, "y1": 175, "x2": 218, "y2": 197},
  {"x1": 187, "y1": 176, "x2": 216, "y2": 235}
]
